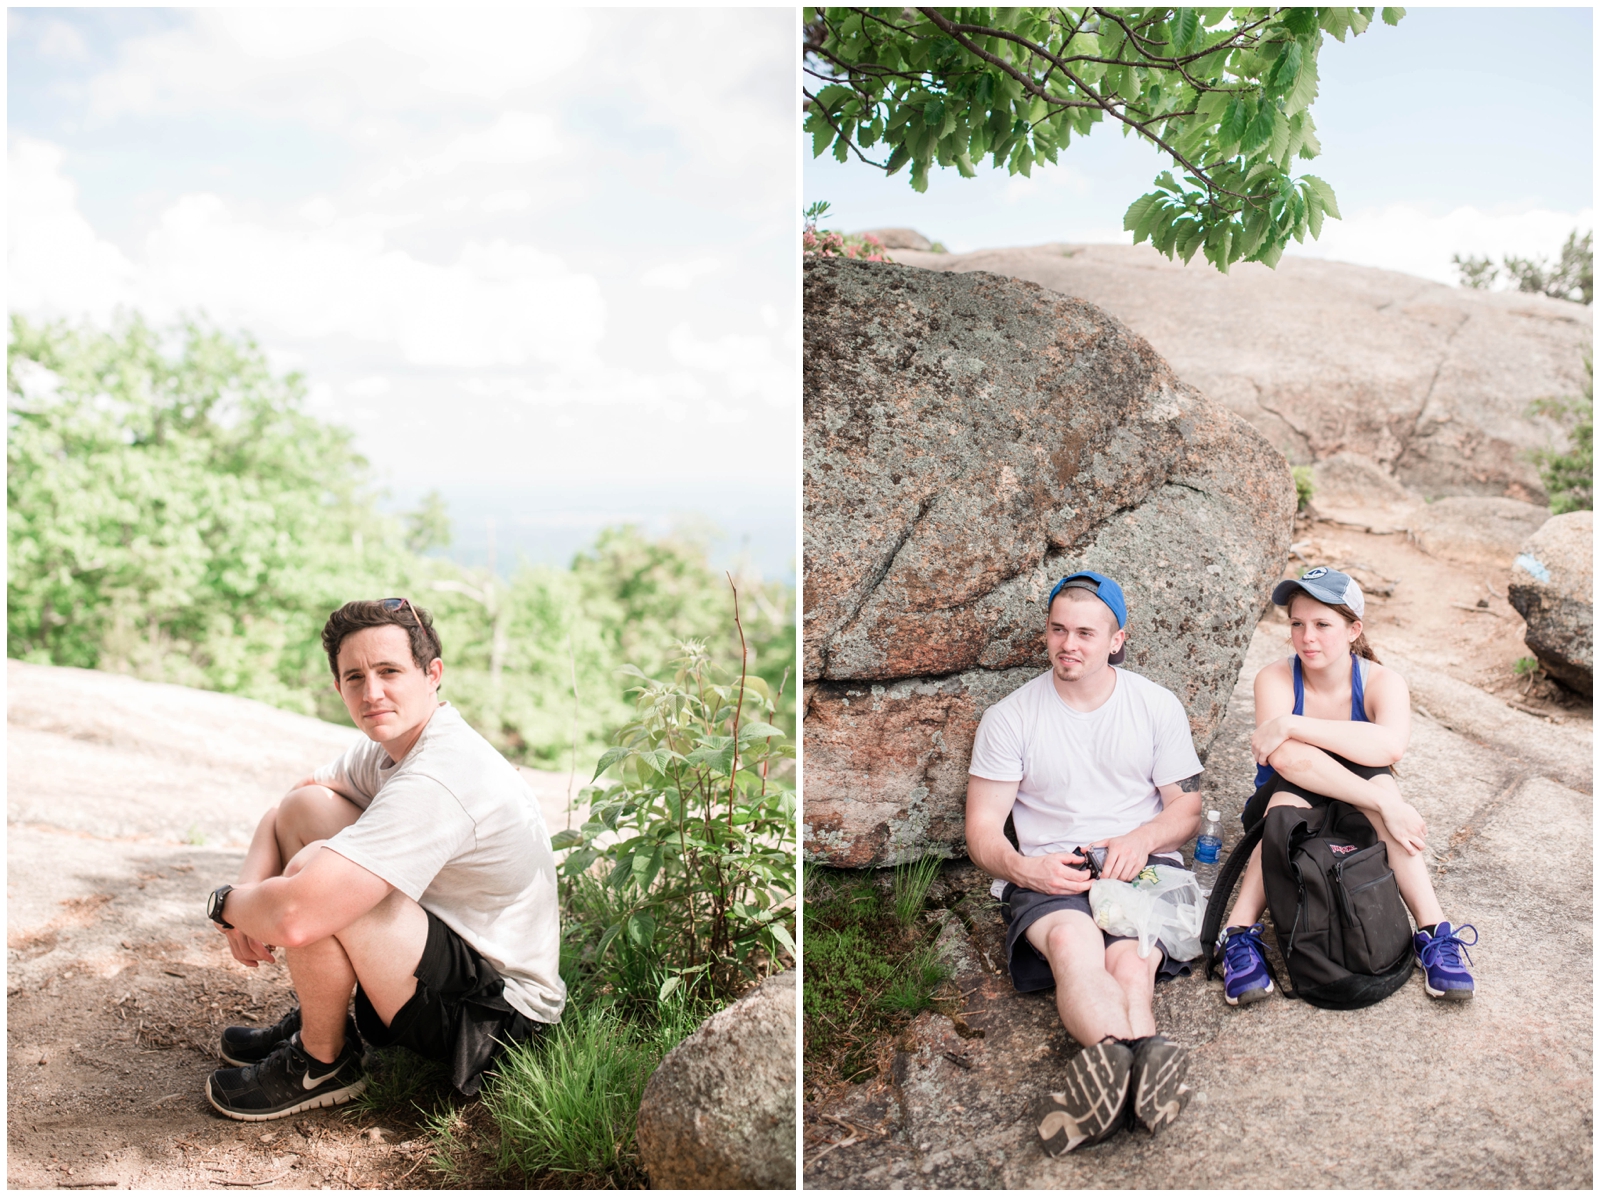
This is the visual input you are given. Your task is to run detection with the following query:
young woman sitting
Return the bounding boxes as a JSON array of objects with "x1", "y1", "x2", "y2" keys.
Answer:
[{"x1": 1217, "y1": 567, "x2": 1477, "y2": 1006}]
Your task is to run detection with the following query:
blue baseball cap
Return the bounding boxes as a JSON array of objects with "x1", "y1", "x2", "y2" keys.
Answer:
[{"x1": 1047, "y1": 570, "x2": 1128, "y2": 664}]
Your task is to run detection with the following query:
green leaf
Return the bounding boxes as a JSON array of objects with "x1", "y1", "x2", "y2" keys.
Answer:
[
  {"x1": 626, "y1": 911, "x2": 655, "y2": 948},
  {"x1": 1173, "y1": 7, "x2": 1200, "y2": 52},
  {"x1": 1381, "y1": 7, "x2": 1405, "y2": 26},
  {"x1": 1301, "y1": 174, "x2": 1342, "y2": 219},
  {"x1": 549, "y1": 828, "x2": 584, "y2": 851},
  {"x1": 591, "y1": 746, "x2": 628, "y2": 780}
]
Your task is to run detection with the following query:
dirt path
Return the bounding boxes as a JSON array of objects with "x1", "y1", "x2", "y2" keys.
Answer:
[{"x1": 6, "y1": 664, "x2": 587, "y2": 1190}]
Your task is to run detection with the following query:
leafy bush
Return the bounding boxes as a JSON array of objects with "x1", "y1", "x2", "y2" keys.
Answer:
[
  {"x1": 554, "y1": 610, "x2": 796, "y2": 1006},
  {"x1": 802, "y1": 200, "x2": 891, "y2": 261},
  {"x1": 1454, "y1": 228, "x2": 1593, "y2": 305},
  {"x1": 1292, "y1": 465, "x2": 1315, "y2": 512},
  {"x1": 1527, "y1": 358, "x2": 1593, "y2": 514}
]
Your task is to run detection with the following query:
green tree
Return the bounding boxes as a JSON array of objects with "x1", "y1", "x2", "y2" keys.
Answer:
[
  {"x1": 1528, "y1": 358, "x2": 1593, "y2": 515},
  {"x1": 6, "y1": 313, "x2": 403, "y2": 712},
  {"x1": 405, "y1": 489, "x2": 453, "y2": 553},
  {"x1": 1453, "y1": 228, "x2": 1593, "y2": 305},
  {"x1": 805, "y1": 6, "x2": 1404, "y2": 272}
]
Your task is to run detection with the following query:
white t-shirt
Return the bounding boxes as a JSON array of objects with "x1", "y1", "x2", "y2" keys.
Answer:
[
  {"x1": 314, "y1": 703, "x2": 565, "y2": 1024},
  {"x1": 968, "y1": 668, "x2": 1203, "y2": 886}
]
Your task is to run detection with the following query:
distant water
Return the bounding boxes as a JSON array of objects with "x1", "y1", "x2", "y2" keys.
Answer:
[{"x1": 380, "y1": 480, "x2": 796, "y2": 582}]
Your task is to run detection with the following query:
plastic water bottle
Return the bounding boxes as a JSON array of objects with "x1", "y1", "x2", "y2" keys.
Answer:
[{"x1": 1193, "y1": 809, "x2": 1223, "y2": 900}]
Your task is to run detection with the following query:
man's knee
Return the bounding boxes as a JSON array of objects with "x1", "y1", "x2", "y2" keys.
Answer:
[
  {"x1": 1105, "y1": 942, "x2": 1159, "y2": 987},
  {"x1": 1027, "y1": 910, "x2": 1103, "y2": 970},
  {"x1": 277, "y1": 786, "x2": 361, "y2": 856}
]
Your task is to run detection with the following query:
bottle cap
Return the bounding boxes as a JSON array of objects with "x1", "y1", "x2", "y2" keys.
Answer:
[{"x1": 1207, "y1": 809, "x2": 1220, "y2": 820}]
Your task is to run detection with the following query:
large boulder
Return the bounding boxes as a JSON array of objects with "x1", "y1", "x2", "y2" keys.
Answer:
[
  {"x1": 890, "y1": 243, "x2": 1591, "y2": 502},
  {"x1": 1408, "y1": 496, "x2": 1550, "y2": 567},
  {"x1": 635, "y1": 970, "x2": 795, "y2": 1189},
  {"x1": 1508, "y1": 511, "x2": 1593, "y2": 695},
  {"x1": 804, "y1": 258, "x2": 1294, "y2": 866}
]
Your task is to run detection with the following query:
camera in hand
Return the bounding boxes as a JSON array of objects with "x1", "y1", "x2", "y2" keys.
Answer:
[{"x1": 1076, "y1": 845, "x2": 1108, "y2": 879}]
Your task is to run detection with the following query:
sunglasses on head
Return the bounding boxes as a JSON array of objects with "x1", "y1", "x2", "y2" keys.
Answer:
[{"x1": 379, "y1": 597, "x2": 418, "y2": 625}]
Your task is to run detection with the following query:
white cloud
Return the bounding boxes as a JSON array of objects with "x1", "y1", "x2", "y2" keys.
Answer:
[
  {"x1": 35, "y1": 18, "x2": 89, "y2": 61},
  {"x1": 482, "y1": 190, "x2": 531, "y2": 213},
  {"x1": 8, "y1": 138, "x2": 139, "y2": 323},
  {"x1": 1290, "y1": 203, "x2": 1595, "y2": 286},
  {"x1": 372, "y1": 113, "x2": 561, "y2": 194},
  {"x1": 639, "y1": 257, "x2": 724, "y2": 291},
  {"x1": 667, "y1": 324, "x2": 791, "y2": 407},
  {"x1": 10, "y1": 137, "x2": 606, "y2": 371},
  {"x1": 344, "y1": 375, "x2": 391, "y2": 398}
]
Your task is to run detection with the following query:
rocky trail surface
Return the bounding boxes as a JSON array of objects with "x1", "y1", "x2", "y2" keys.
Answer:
[
  {"x1": 804, "y1": 503, "x2": 1592, "y2": 1189},
  {"x1": 7, "y1": 664, "x2": 587, "y2": 1190}
]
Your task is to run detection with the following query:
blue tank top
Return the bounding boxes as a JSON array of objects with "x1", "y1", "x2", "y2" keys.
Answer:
[{"x1": 1253, "y1": 653, "x2": 1371, "y2": 789}]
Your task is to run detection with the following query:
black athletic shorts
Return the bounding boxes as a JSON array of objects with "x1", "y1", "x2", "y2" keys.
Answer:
[
  {"x1": 1000, "y1": 853, "x2": 1193, "y2": 994},
  {"x1": 353, "y1": 910, "x2": 544, "y2": 1096}
]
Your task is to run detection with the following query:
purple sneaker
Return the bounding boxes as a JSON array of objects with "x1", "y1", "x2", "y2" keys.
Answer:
[
  {"x1": 1414, "y1": 921, "x2": 1476, "y2": 1000},
  {"x1": 1220, "y1": 924, "x2": 1273, "y2": 1006}
]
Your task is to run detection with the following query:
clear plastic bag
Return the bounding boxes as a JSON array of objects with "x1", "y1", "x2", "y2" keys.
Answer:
[{"x1": 1088, "y1": 864, "x2": 1205, "y2": 961}]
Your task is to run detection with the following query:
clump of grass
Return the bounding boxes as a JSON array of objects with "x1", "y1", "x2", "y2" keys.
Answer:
[
  {"x1": 877, "y1": 942, "x2": 952, "y2": 1015},
  {"x1": 1514, "y1": 656, "x2": 1541, "y2": 676},
  {"x1": 804, "y1": 863, "x2": 952, "y2": 1088},
  {"x1": 346, "y1": 1046, "x2": 452, "y2": 1119},
  {"x1": 481, "y1": 1001, "x2": 702, "y2": 1185},
  {"x1": 892, "y1": 854, "x2": 942, "y2": 928}
]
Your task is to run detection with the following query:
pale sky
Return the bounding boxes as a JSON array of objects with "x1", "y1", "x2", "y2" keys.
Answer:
[
  {"x1": 804, "y1": 7, "x2": 1594, "y2": 285},
  {"x1": 9, "y1": 8, "x2": 799, "y2": 576}
]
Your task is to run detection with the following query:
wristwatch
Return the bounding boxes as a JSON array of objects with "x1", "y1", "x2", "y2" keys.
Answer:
[{"x1": 207, "y1": 884, "x2": 235, "y2": 929}]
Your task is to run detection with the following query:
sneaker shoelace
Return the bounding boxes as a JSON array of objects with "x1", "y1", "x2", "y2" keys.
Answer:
[
  {"x1": 1223, "y1": 927, "x2": 1264, "y2": 974},
  {"x1": 1419, "y1": 923, "x2": 1478, "y2": 971}
]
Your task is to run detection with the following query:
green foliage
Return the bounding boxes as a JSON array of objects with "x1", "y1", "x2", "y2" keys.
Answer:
[
  {"x1": 1514, "y1": 656, "x2": 1540, "y2": 676},
  {"x1": 7, "y1": 315, "x2": 796, "y2": 769},
  {"x1": 1527, "y1": 358, "x2": 1593, "y2": 514},
  {"x1": 554, "y1": 630, "x2": 796, "y2": 1005},
  {"x1": 892, "y1": 853, "x2": 943, "y2": 928},
  {"x1": 1455, "y1": 229, "x2": 1593, "y2": 305},
  {"x1": 7, "y1": 313, "x2": 400, "y2": 712},
  {"x1": 803, "y1": 867, "x2": 951, "y2": 1085},
  {"x1": 803, "y1": 201, "x2": 893, "y2": 260},
  {"x1": 482, "y1": 1002, "x2": 702, "y2": 1186},
  {"x1": 805, "y1": 6, "x2": 1404, "y2": 273},
  {"x1": 404, "y1": 489, "x2": 452, "y2": 554},
  {"x1": 1292, "y1": 464, "x2": 1314, "y2": 512}
]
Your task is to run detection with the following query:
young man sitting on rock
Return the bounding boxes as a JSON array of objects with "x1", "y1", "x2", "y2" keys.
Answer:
[
  {"x1": 202, "y1": 598, "x2": 564, "y2": 1120},
  {"x1": 965, "y1": 572, "x2": 1203, "y2": 1155}
]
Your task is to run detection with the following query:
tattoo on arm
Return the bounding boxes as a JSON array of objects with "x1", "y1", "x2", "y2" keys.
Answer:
[{"x1": 1177, "y1": 773, "x2": 1202, "y2": 793}]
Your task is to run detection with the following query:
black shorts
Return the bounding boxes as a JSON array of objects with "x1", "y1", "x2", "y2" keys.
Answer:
[
  {"x1": 1000, "y1": 854, "x2": 1193, "y2": 994},
  {"x1": 353, "y1": 910, "x2": 544, "y2": 1096},
  {"x1": 1243, "y1": 754, "x2": 1393, "y2": 827}
]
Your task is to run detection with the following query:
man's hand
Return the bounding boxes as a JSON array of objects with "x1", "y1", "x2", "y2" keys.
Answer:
[
  {"x1": 1251, "y1": 714, "x2": 1297, "y2": 765},
  {"x1": 218, "y1": 923, "x2": 277, "y2": 968},
  {"x1": 1090, "y1": 827, "x2": 1154, "y2": 882},
  {"x1": 1014, "y1": 852, "x2": 1095, "y2": 896},
  {"x1": 1378, "y1": 796, "x2": 1428, "y2": 855}
]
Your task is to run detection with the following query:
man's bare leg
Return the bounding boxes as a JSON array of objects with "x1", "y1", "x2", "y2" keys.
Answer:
[
  {"x1": 1025, "y1": 909, "x2": 1133, "y2": 1044},
  {"x1": 1104, "y1": 939, "x2": 1161, "y2": 1039},
  {"x1": 280, "y1": 842, "x2": 427, "y2": 1062}
]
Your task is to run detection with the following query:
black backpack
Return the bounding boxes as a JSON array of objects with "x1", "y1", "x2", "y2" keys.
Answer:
[{"x1": 1201, "y1": 785, "x2": 1414, "y2": 1009}]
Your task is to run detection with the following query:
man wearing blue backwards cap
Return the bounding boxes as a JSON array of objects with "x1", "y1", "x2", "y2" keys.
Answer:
[{"x1": 966, "y1": 570, "x2": 1204, "y2": 1155}]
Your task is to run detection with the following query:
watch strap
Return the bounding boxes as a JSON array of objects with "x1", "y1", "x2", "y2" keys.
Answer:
[{"x1": 209, "y1": 884, "x2": 234, "y2": 929}]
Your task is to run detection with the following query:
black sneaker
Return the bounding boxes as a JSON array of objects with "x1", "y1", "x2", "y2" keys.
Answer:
[
  {"x1": 1032, "y1": 1040, "x2": 1134, "y2": 1155},
  {"x1": 206, "y1": 1031, "x2": 366, "y2": 1121},
  {"x1": 1127, "y1": 1034, "x2": 1192, "y2": 1134},
  {"x1": 220, "y1": 1008, "x2": 360, "y2": 1067}
]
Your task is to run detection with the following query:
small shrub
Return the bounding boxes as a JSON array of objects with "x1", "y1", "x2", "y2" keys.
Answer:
[
  {"x1": 553, "y1": 582, "x2": 795, "y2": 1004},
  {"x1": 1527, "y1": 358, "x2": 1593, "y2": 514},
  {"x1": 802, "y1": 200, "x2": 892, "y2": 262},
  {"x1": 1514, "y1": 656, "x2": 1540, "y2": 676},
  {"x1": 1291, "y1": 465, "x2": 1314, "y2": 512}
]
